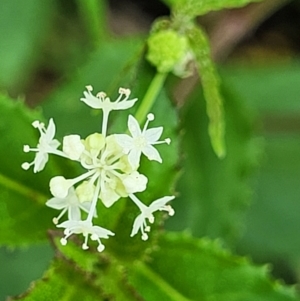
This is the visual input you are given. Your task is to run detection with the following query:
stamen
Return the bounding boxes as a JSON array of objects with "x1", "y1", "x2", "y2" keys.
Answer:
[
  {"x1": 60, "y1": 237, "x2": 67, "y2": 246},
  {"x1": 86, "y1": 85, "x2": 93, "y2": 92},
  {"x1": 82, "y1": 243, "x2": 89, "y2": 250},
  {"x1": 64, "y1": 229, "x2": 71, "y2": 235},
  {"x1": 82, "y1": 235, "x2": 89, "y2": 250},
  {"x1": 23, "y1": 145, "x2": 31, "y2": 152},
  {"x1": 142, "y1": 113, "x2": 155, "y2": 133},
  {"x1": 21, "y1": 162, "x2": 31, "y2": 170},
  {"x1": 97, "y1": 92, "x2": 106, "y2": 99},
  {"x1": 148, "y1": 215, "x2": 155, "y2": 223},
  {"x1": 52, "y1": 208, "x2": 67, "y2": 225},
  {"x1": 152, "y1": 138, "x2": 171, "y2": 146},
  {"x1": 97, "y1": 243, "x2": 105, "y2": 252},
  {"x1": 159, "y1": 205, "x2": 175, "y2": 216},
  {"x1": 147, "y1": 113, "x2": 154, "y2": 121},
  {"x1": 32, "y1": 120, "x2": 40, "y2": 128},
  {"x1": 119, "y1": 87, "x2": 130, "y2": 95},
  {"x1": 142, "y1": 233, "x2": 148, "y2": 241},
  {"x1": 119, "y1": 87, "x2": 131, "y2": 99},
  {"x1": 167, "y1": 206, "x2": 175, "y2": 216}
]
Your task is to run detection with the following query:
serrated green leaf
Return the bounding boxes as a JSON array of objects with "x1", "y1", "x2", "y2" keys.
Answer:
[
  {"x1": 0, "y1": 0, "x2": 54, "y2": 89},
  {"x1": 52, "y1": 239, "x2": 141, "y2": 301},
  {"x1": 14, "y1": 233, "x2": 298, "y2": 301},
  {"x1": 11, "y1": 259, "x2": 105, "y2": 301},
  {"x1": 173, "y1": 0, "x2": 263, "y2": 18},
  {"x1": 188, "y1": 25, "x2": 226, "y2": 158},
  {"x1": 128, "y1": 233, "x2": 297, "y2": 301},
  {"x1": 129, "y1": 261, "x2": 191, "y2": 301}
]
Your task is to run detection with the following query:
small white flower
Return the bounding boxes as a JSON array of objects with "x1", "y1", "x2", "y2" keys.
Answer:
[
  {"x1": 130, "y1": 194, "x2": 175, "y2": 240},
  {"x1": 50, "y1": 176, "x2": 73, "y2": 199},
  {"x1": 122, "y1": 171, "x2": 148, "y2": 194},
  {"x1": 80, "y1": 86, "x2": 138, "y2": 113},
  {"x1": 50, "y1": 169, "x2": 97, "y2": 199},
  {"x1": 115, "y1": 113, "x2": 171, "y2": 168},
  {"x1": 21, "y1": 118, "x2": 61, "y2": 173},
  {"x1": 81, "y1": 86, "x2": 138, "y2": 137},
  {"x1": 57, "y1": 220, "x2": 114, "y2": 252},
  {"x1": 46, "y1": 187, "x2": 93, "y2": 224},
  {"x1": 63, "y1": 135, "x2": 85, "y2": 160}
]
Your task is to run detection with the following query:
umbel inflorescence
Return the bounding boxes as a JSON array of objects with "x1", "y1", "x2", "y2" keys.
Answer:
[{"x1": 22, "y1": 86, "x2": 174, "y2": 252}]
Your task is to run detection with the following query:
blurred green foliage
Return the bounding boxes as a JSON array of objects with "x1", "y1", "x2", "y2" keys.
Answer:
[{"x1": 221, "y1": 63, "x2": 300, "y2": 277}]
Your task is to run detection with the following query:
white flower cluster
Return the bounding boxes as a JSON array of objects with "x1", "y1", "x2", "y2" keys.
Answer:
[{"x1": 22, "y1": 86, "x2": 174, "y2": 252}]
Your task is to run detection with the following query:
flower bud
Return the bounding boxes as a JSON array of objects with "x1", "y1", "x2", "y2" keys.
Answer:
[{"x1": 146, "y1": 30, "x2": 189, "y2": 73}]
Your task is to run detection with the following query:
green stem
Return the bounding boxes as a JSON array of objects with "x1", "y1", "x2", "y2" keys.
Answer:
[
  {"x1": 135, "y1": 72, "x2": 168, "y2": 124},
  {"x1": 77, "y1": 0, "x2": 107, "y2": 47}
]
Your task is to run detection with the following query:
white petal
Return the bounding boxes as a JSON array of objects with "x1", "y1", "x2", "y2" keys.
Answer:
[
  {"x1": 100, "y1": 186, "x2": 121, "y2": 208},
  {"x1": 144, "y1": 127, "x2": 163, "y2": 143},
  {"x1": 49, "y1": 139, "x2": 60, "y2": 150},
  {"x1": 33, "y1": 152, "x2": 48, "y2": 173},
  {"x1": 68, "y1": 206, "x2": 81, "y2": 221},
  {"x1": 57, "y1": 219, "x2": 80, "y2": 230},
  {"x1": 111, "y1": 98, "x2": 138, "y2": 111},
  {"x1": 130, "y1": 214, "x2": 144, "y2": 237},
  {"x1": 128, "y1": 148, "x2": 141, "y2": 168},
  {"x1": 45, "y1": 118, "x2": 56, "y2": 141},
  {"x1": 46, "y1": 197, "x2": 67, "y2": 210},
  {"x1": 80, "y1": 91, "x2": 102, "y2": 109},
  {"x1": 149, "y1": 196, "x2": 175, "y2": 212},
  {"x1": 114, "y1": 134, "x2": 134, "y2": 152},
  {"x1": 127, "y1": 115, "x2": 141, "y2": 138},
  {"x1": 142, "y1": 145, "x2": 162, "y2": 163},
  {"x1": 62, "y1": 220, "x2": 88, "y2": 234},
  {"x1": 92, "y1": 225, "x2": 115, "y2": 238}
]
